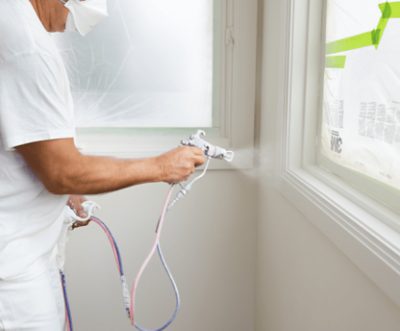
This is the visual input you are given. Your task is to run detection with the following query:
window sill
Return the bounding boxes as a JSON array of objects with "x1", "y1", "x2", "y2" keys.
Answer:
[
  {"x1": 76, "y1": 127, "x2": 254, "y2": 170},
  {"x1": 278, "y1": 165, "x2": 400, "y2": 308}
]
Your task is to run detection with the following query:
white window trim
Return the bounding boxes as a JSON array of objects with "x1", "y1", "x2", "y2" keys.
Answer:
[
  {"x1": 75, "y1": 0, "x2": 258, "y2": 170},
  {"x1": 275, "y1": 0, "x2": 400, "y2": 307}
]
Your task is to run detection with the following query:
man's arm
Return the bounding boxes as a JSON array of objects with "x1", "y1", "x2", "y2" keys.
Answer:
[{"x1": 16, "y1": 138, "x2": 205, "y2": 195}]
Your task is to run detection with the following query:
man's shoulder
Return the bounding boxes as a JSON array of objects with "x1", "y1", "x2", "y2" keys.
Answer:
[{"x1": 0, "y1": 0, "x2": 53, "y2": 63}]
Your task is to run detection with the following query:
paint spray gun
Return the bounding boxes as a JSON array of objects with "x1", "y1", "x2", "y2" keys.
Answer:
[
  {"x1": 168, "y1": 130, "x2": 234, "y2": 209},
  {"x1": 181, "y1": 130, "x2": 234, "y2": 162}
]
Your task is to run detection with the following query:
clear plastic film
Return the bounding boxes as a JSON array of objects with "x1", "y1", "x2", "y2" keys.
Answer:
[
  {"x1": 53, "y1": 0, "x2": 213, "y2": 128},
  {"x1": 322, "y1": 0, "x2": 400, "y2": 189}
]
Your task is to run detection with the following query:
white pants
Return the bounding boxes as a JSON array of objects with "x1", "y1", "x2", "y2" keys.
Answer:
[{"x1": 0, "y1": 254, "x2": 66, "y2": 331}]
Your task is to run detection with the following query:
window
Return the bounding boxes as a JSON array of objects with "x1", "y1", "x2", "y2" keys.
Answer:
[
  {"x1": 275, "y1": 0, "x2": 400, "y2": 308},
  {"x1": 55, "y1": 0, "x2": 214, "y2": 128},
  {"x1": 53, "y1": 0, "x2": 258, "y2": 169},
  {"x1": 320, "y1": 0, "x2": 400, "y2": 213}
]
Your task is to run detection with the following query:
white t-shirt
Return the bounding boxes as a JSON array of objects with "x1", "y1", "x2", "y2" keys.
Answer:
[{"x1": 0, "y1": 0, "x2": 76, "y2": 278}]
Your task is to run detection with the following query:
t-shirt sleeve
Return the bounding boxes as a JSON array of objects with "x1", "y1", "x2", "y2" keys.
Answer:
[{"x1": 0, "y1": 52, "x2": 76, "y2": 151}]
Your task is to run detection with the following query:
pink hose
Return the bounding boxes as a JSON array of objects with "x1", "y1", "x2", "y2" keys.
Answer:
[
  {"x1": 91, "y1": 218, "x2": 122, "y2": 274},
  {"x1": 129, "y1": 186, "x2": 175, "y2": 325}
]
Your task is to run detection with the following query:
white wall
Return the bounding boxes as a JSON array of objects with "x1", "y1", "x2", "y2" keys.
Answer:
[
  {"x1": 65, "y1": 171, "x2": 257, "y2": 331},
  {"x1": 63, "y1": 1, "x2": 400, "y2": 331},
  {"x1": 257, "y1": 188, "x2": 400, "y2": 331},
  {"x1": 256, "y1": 1, "x2": 400, "y2": 331}
]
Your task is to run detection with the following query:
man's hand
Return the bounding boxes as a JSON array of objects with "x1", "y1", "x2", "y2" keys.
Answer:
[
  {"x1": 156, "y1": 146, "x2": 206, "y2": 184},
  {"x1": 67, "y1": 195, "x2": 88, "y2": 218},
  {"x1": 16, "y1": 138, "x2": 206, "y2": 195}
]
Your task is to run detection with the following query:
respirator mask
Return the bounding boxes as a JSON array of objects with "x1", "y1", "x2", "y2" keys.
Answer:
[{"x1": 60, "y1": 0, "x2": 108, "y2": 36}]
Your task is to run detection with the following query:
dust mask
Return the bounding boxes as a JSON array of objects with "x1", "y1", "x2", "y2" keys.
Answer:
[{"x1": 61, "y1": 0, "x2": 108, "y2": 36}]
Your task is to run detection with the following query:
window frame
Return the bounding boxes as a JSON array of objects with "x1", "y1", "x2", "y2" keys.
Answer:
[
  {"x1": 276, "y1": 0, "x2": 400, "y2": 308},
  {"x1": 318, "y1": 156, "x2": 400, "y2": 219},
  {"x1": 318, "y1": 1, "x2": 400, "y2": 217},
  {"x1": 75, "y1": 0, "x2": 258, "y2": 170}
]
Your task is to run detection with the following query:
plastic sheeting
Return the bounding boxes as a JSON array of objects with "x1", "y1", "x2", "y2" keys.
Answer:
[
  {"x1": 322, "y1": 0, "x2": 400, "y2": 189},
  {"x1": 54, "y1": 0, "x2": 213, "y2": 128}
]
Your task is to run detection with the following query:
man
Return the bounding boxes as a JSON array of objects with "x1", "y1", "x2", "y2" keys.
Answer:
[{"x1": 0, "y1": 0, "x2": 205, "y2": 330}]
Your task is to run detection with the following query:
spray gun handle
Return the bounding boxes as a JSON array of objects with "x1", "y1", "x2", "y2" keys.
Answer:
[{"x1": 181, "y1": 130, "x2": 207, "y2": 150}]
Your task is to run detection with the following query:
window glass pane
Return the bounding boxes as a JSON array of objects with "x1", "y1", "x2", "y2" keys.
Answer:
[
  {"x1": 54, "y1": 0, "x2": 213, "y2": 128},
  {"x1": 322, "y1": 0, "x2": 400, "y2": 190}
]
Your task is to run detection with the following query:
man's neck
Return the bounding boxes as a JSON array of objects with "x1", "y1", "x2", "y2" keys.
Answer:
[{"x1": 29, "y1": 0, "x2": 68, "y2": 32}]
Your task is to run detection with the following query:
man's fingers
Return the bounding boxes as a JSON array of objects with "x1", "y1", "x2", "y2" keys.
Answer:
[
  {"x1": 194, "y1": 155, "x2": 206, "y2": 166},
  {"x1": 78, "y1": 196, "x2": 87, "y2": 203},
  {"x1": 76, "y1": 206, "x2": 87, "y2": 218},
  {"x1": 67, "y1": 195, "x2": 88, "y2": 217},
  {"x1": 193, "y1": 147, "x2": 204, "y2": 156}
]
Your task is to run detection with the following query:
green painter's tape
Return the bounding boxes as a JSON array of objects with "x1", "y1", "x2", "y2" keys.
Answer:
[
  {"x1": 326, "y1": 56, "x2": 347, "y2": 68},
  {"x1": 326, "y1": 2, "x2": 400, "y2": 68},
  {"x1": 326, "y1": 32, "x2": 374, "y2": 55},
  {"x1": 373, "y1": 22, "x2": 388, "y2": 48},
  {"x1": 383, "y1": 2, "x2": 400, "y2": 17},
  {"x1": 374, "y1": 2, "x2": 391, "y2": 47},
  {"x1": 379, "y1": 2, "x2": 392, "y2": 18}
]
